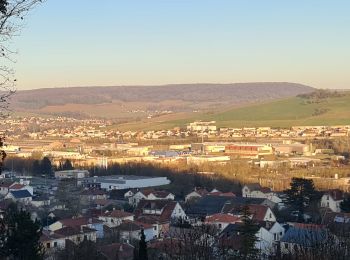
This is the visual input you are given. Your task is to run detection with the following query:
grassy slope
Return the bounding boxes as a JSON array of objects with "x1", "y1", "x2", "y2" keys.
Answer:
[{"x1": 116, "y1": 92, "x2": 350, "y2": 130}]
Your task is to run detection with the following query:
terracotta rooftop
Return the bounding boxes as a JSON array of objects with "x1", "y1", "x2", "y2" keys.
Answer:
[
  {"x1": 205, "y1": 213, "x2": 240, "y2": 224},
  {"x1": 247, "y1": 204, "x2": 270, "y2": 221},
  {"x1": 59, "y1": 217, "x2": 102, "y2": 228},
  {"x1": 101, "y1": 209, "x2": 134, "y2": 219},
  {"x1": 9, "y1": 183, "x2": 25, "y2": 190},
  {"x1": 54, "y1": 226, "x2": 96, "y2": 237},
  {"x1": 98, "y1": 243, "x2": 134, "y2": 260},
  {"x1": 135, "y1": 200, "x2": 179, "y2": 223},
  {"x1": 324, "y1": 189, "x2": 344, "y2": 201}
]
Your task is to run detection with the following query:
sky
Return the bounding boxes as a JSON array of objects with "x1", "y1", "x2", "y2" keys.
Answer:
[{"x1": 12, "y1": 0, "x2": 350, "y2": 90}]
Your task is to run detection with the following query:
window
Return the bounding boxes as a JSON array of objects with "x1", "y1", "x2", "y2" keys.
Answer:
[
  {"x1": 77, "y1": 237, "x2": 81, "y2": 242},
  {"x1": 218, "y1": 223, "x2": 222, "y2": 229},
  {"x1": 54, "y1": 242, "x2": 57, "y2": 247},
  {"x1": 284, "y1": 243, "x2": 288, "y2": 249},
  {"x1": 154, "y1": 226, "x2": 157, "y2": 230},
  {"x1": 327, "y1": 195, "x2": 329, "y2": 200},
  {"x1": 46, "y1": 243, "x2": 50, "y2": 248},
  {"x1": 178, "y1": 209, "x2": 181, "y2": 213},
  {"x1": 274, "y1": 233, "x2": 277, "y2": 240},
  {"x1": 84, "y1": 235, "x2": 87, "y2": 240}
]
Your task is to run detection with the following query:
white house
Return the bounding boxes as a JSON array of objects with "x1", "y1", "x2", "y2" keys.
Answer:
[
  {"x1": 98, "y1": 209, "x2": 134, "y2": 227},
  {"x1": 280, "y1": 224, "x2": 327, "y2": 256},
  {"x1": 185, "y1": 188, "x2": 209, "y2": 202},
  {"x1": 117, "y1": 220, "x2": 156, "y2": 242},
  {"x1": 5, "y1": 190, "x2": 32, "y2": 204},
  {"x1": 0, "y1": 182, "x2": 12, "y2": 196},
  {"x1": 129, "y1": 190, "x2": 175, "y2": 206},
  {"x1": 247, "y1": 204, "x2": 277, "y2": 222},
  {"x1": 205, "y1": 213, "x2": 240, "y2": 232},
  {"x1": 242, "y1": 183, "x2": 283, "y2": 207},
  {"x1": 320, "y1": 189, "x2": 344, "y2": 212}
]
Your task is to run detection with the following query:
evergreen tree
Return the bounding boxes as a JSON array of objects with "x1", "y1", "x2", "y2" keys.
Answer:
[
  {"x1": 340, "y1": 197, "x2": 350, "y2": 213},
  {"x1": 138, "y1": 229, "x2": 148, "y2": 260},
  {"x1": 0, "y1": 203, "x2": 44, "y2": 260},
  {"x1": 40, "y1": 156, "x2": 53, "y2": 176},
  {"x1": 62, "y1": 159, "x2": 74, "y2": 170},
  {"x1": 285, "y1": 177, "x2": 319, "y2": 222},
  {"x1": 32, "y1": 159, "x2": 41, "y2": 175},
  {"x1": 239, "y1": 204, "x2": 259, "y2": 259}
]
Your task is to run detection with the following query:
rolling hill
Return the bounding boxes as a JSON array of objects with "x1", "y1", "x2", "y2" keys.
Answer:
[
  {"x1": 129, "y1": 91, "x2": 350, "y2": 130},
  {"x1": 9, "y1": 82, "x2": 313, "y2": 119}
]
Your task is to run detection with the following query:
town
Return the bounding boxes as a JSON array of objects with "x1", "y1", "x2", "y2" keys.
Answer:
[{"x1": 1, "y1": 117, "x2": 350, "y2": 259}]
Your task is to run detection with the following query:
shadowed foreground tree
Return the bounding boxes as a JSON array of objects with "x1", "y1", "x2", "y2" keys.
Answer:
[
  {"x1": 285, "y1": 178, "x2": 320, "y2": 222},
  {"x1": 239, "y1": 204, "x2": 259, "y2": 259},
  {"x1": 0, "y1": 203, "x2": 44, "y2": 260},
  {"x1": 138, "y1": 229, "x2": 148, "y2": 260},
  {"x1": 1, "y1": 0, "x2": 44, "y2": 115},
  {"x1": 340, "y1": 197, "x2": 350, "y2": 213}
]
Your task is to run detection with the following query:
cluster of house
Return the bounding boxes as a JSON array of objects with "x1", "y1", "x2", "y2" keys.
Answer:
[
  {"x1": 3, "y1": 116, "x2": 350, "y2": 145},
  {"x1": 2, "y1": 175, "x2": 349, "y2": 259}
]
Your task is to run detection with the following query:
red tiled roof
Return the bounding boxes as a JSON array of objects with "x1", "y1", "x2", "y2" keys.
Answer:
[
  {"x1": 293, "y1": 223, "x2": 324, "y2": 230},
  {"x1": 9, "y1": 183, "x2": 25, "y2": 190},
  {"x1": 98, "y1": 243, "x2": 134, "y2": 260},
  {"x1": 118, "y1": 220, "x2": 153, "y2": 231},
  {"x1": 195, "y1": 188, "x2": 209, "y2": 196},
  {"x1": 260, "y1": 187, "x2": 272, "y2": 193},
  {"x1": 94, "y1": 199, "x2": 113, "y2": 206},
  {"x1": 54, "y1": 226, "x2": 96, "y2": 237},
  {"x1": 151, "y1": 190, "x2": 172, "y2": 198},
  {"x1": 101, "y1": 209, "x2": 134, "y2": 218},
  {"x1": 135, "y1": 200, "x2": 178, "y2": 223},
  {"x1": 205, "y1": 213, "x2": 240, "y2": 224},
  {"x1": 40, "y1": 230, "x2": 64, "y2": 242},
  {"x1": 0, "y1": 182, "x2": 13, "y2": 188},
  {"x1": 140, "y1": 189, "x2": 154, "y2": 196},
  {"x1": 325, "y1": 189, "x2": 344, "y2": 201},
  {"x1": 208, "y1": 192, "x2": 236, "y2": 198},
  {"x1": 247, "y1": 205, "x2": 269, "y2": 221},
  {"x1": 59, "y1": 217, "x2": 102, "y2": 228}
]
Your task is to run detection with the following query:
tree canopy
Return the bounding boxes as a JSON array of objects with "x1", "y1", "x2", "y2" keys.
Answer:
[
  {"x1": 0, "y1": 203, "x2": 44, "y2": 260},
  {"x1": 285, "y1": 177, "x2": 320, "y2": 222}
]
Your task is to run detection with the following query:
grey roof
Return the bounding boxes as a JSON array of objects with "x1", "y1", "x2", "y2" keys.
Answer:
[
  {"x1": 280, "y1": 226, "x2": 328, "y2": 247},
  {"x1": 186, "y1": 196, "x2": 232, "y2": 217},
  {"x1": 186, "y1": 195, "x2": 266, "y2": 217},
  {"x1": 245, "y1": 183, "x2": 262, "y2": 190},
  {"x1": 10, "y1": 190, "x2": 32, "y2": 199}
]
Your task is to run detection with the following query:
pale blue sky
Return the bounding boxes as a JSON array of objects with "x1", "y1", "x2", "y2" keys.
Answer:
[{"x1": 13, "y1": 0, "x2": 350, "y2": 90}]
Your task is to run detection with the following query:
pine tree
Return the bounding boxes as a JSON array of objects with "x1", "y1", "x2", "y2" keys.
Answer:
[
  {"x1": 41, "y1": 156, "x2": 53, "y2": 177},
  {"x1": 285, "y1": 177, "x2": 319, "y2": 222},
  {"x1": 340, "y1": 197, "x2": 350, "y2": 213},
  {"x1": 138, "y1": 229, "x2": 148, "y2": 260},
  {"x1": 239, "y1": 204, "x2": 259, "y2": 260},
  {"x1": 62, "y1": 159, "x2": 74, "y2": 170},
  {"x1": 0, "y1": 203, "x2": 44, "y2": 260}
]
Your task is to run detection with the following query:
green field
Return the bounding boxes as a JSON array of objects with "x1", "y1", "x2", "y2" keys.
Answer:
[{"x1": 116, "y1": 92, "x2": 350, "y2": 130}]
